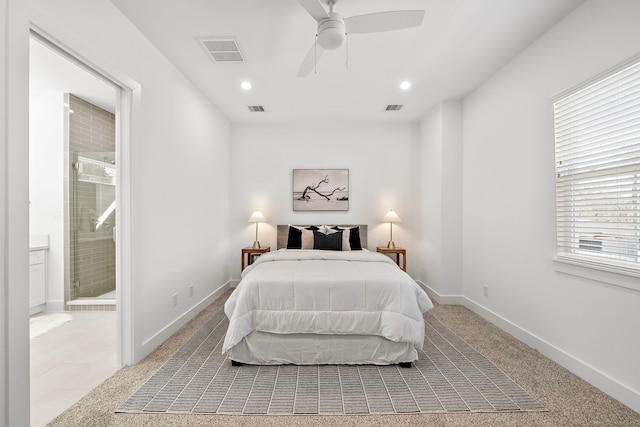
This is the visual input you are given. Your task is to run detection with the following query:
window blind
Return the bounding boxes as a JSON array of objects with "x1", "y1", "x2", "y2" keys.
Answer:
[{"x1": 554, "y1": 59, "x2": 640, "y2": 270}]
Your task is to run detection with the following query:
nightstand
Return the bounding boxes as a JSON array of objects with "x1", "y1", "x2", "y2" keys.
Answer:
[
  {"x1": 242, "y1": 247, "x2": 270, "y2": 271},
  {"x1": 376, "y1": 247, "x2": 406, "y2": 271}
]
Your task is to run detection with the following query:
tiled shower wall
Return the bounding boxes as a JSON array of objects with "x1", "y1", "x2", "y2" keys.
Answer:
[{"x1": 64, "y1": 94, "x2": 116, "y2": 309}]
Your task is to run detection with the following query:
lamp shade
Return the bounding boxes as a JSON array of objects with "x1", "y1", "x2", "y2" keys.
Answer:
[
  {"x1": 383, "y1": 210, "x2": 402, "y2": 223},
  {"x1": 248, "y1": 210, "x2": 266, "y2": 223}
]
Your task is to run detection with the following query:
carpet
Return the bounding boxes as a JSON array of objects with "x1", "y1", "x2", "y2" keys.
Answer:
[{"x1": 117, "y1": 307, "x2": 546, "y2": 415}]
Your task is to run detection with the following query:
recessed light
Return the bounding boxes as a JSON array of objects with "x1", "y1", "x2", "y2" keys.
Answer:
[
  {"x1": 241, "y1": 81, "x2": 252, "y2": 90},
  {"x1": 399, "y1": 81, "x2": 412, "y2": 90}
]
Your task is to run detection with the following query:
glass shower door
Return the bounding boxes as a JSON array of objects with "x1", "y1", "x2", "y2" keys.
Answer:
[{"x1": 70, "y1": 152, "x2": 116, "y2": 299}]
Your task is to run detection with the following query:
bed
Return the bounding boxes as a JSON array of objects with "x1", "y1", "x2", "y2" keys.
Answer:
[{"x1": 223, "y1": 225, "x2": 433, "y2": 366}]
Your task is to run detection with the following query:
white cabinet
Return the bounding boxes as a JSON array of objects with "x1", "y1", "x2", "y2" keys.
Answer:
[{"x1": 29, "y1": 250, "x2": 47, "y2": 313}]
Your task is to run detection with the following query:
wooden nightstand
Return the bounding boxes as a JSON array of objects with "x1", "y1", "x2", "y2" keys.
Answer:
[
  {"x1": 376, "y1": 247, "x2": 406, "y2": 271},
  {"x1": 242, "y1": 247, "x2": 270, "y2": 271}
]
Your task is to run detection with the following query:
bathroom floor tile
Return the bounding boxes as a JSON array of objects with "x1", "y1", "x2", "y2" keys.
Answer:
[{"x1": 30, "y1": 311, "x2": 119, "y2": 427}]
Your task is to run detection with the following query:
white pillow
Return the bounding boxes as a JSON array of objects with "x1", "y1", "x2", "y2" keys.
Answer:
[
  {"x1": 317, "y1": 225, "x2": 338, "y2": 235},
  {"x1": 341, "y1": 228, "x2": 351, "y2": 251},
  {"x1": 301, "y1": 228, "x2": 314, "y2": 249}
]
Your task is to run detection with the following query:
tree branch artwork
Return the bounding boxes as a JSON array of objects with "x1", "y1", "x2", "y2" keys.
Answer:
[
  {"x1": 297, "y1": 175, "x2": 346, "y2": 202},
  {"x1": 293, "y1": 169, "x2": 349, "y2": 211}
]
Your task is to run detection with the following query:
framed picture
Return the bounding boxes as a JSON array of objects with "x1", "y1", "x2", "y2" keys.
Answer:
[{"x1": 293, "y1": 169, "x2": 349, "y2": 211}]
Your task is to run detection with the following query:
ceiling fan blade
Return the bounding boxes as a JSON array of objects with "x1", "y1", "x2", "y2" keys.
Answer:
[
  {"x1": 297, "y1": 41, "x2": 325, "y2": 77},
  {"x1": 345, "y1": 10, "x2": 425, "y2": 34},
  {"x1": 297, "y1": 0, "x2": 329, "y2": 22}
]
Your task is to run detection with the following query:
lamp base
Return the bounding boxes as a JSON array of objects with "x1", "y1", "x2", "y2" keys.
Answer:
[
  {"x1": 252, "y1": 241, "x2": 261, "y2": 249},
  {"x1": 387, "y1": 241, "x2": 396, "y2": 249}
]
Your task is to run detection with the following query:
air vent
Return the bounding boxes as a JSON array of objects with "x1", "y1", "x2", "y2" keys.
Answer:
[
  {"x1": 385, "y1": 104, "x2": 403, "y2": 111},
  {"x1": 199, "y1": 37, "x2": 245, "y2": 62},
  {"x1": 248, "y1": 105, "x2": 265, "y2": 112}
]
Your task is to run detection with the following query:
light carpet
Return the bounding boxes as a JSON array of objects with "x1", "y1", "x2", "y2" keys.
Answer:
[{"x1": 117, "y1": 306, "x2": 545, "y2": 415}]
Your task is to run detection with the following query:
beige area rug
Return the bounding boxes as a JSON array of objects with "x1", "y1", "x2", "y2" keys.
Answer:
[{"x1": 117, "y1": 305, "x2": 545, "y2": 415}]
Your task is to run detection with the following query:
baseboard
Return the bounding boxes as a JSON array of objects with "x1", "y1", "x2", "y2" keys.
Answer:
[
  {"x1": 416, "y1": 279, "x2": 639, "y2": 413},
  {"x1": 462, "y1": 297, "x2": 640, "y2": 415},
  {"x1": 45, "y1": 300, "x2": 65, "y2": 312},
  {"x1": 141, "y1": 281, "x2": 231, "y2": 354},
  {"x1": 415, "y1": 280, "x2": 463, "y2": 305}
]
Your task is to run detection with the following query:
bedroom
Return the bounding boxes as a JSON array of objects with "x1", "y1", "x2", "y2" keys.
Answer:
[{"x1": 2, "y1": 0, "x2": 640, "y2": 425}]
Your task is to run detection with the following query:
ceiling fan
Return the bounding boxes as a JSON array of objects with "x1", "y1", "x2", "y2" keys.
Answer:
[{"x1": 296, "y1": 0, "x2": 425, "y2": 77}]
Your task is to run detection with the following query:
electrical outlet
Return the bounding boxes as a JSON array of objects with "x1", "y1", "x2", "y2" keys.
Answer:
[
  {"x1": 189, "y1": 285, "x2": 194, "y2": 297},
  {"x1": 172, "y1": 293, "x2": 178, "y2": 307},
  {"x1": 483, "y1": 284, "x2": 489, "y2": 297}
]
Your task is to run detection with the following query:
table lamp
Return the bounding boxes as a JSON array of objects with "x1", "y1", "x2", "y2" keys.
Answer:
[
  {"x1": 383, "y1": 209, "x2": 401, "y2": 249},
  {"x1": 248, "y1": 210, "x2": 266, "y2": 249}
]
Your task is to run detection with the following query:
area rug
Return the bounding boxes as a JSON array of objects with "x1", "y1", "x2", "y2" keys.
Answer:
[
  {"x1": 30, "y1": 312, "x2": 73, "y2": 339},
  {"x1": 117, "y1": 307, "x2": 545, "y2": 415}
]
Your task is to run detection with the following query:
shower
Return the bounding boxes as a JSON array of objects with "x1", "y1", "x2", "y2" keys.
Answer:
[
  {"x1": 64, "y1": 94, "x2": 117, "y2": 309},
  {"x1": 71, "y1": 151, "x2": 116, "y2": 299}
]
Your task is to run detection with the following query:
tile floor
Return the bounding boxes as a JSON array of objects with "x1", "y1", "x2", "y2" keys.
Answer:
[{"x1": 30, "y1": 311, "x2": 119, "y2": 427}]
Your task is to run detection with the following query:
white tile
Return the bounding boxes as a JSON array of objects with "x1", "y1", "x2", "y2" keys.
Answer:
[{"x1": 30, "y1": 311, "x2": 119, "y2": 427}]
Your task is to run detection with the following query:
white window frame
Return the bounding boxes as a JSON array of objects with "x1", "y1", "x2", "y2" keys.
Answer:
[{"x1": 553, "y1": 57, "x2": 640, "y2": 289}]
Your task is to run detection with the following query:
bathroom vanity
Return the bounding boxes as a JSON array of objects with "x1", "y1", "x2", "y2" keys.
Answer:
[{"x1": 29, "y1": 235, "x2": 49, "y2": 315}]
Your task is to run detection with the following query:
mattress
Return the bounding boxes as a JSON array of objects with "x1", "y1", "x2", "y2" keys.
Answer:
[{"x1": 223, "y1": 249, "x2": 433, "y2": 365}]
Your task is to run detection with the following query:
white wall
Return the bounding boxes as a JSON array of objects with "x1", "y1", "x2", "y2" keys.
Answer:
[
  {"x1": 29, "y1": 85, "x2": 66, "y2": 310},
  {"x1": 28, "y1": 0, "x2": 232, "y2": 364},
  {"x1": 461, "y1": 0, "x2": 640, "y2": 413},
  {"x1": 1, "y1": 0, "x2": 30, "y2": 424},
  {"x1": 419, "y1": 101, "x2": 463, "y2": 299},
  {"x1": 229, "y1": 121, "x2": 420, "y2": 279}
]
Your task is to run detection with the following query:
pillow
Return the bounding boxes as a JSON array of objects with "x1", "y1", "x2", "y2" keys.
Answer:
[
  {"x1": 341, "y1": 227, "x2": 351, "y2": 251},
  {"x1": 317, "y1": 225, "x2": 338, "y2": 235},
  {"x1": 333, "y1": 226, "x2": 362, "y2": 250},
  {"x1": 301, "y1": 228, "x2": 315, "y2": 249},
  {"x1": 313, "y1": 229, "x2": 343, "y2": 251},
  {"x1": 286, "y1": 226, "x2": 303, "y2": 249},
  {"x1": 286, "y1": 225, "x2": 318, "y2": 249}
]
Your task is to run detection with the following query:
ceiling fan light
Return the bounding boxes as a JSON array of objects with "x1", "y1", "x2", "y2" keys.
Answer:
[
  {"x1": 317, "y1": 12, "x2": 345, "y2": 50},
  {"x1": 318, "y1": 28, "x2": 344, "y2": 50}
]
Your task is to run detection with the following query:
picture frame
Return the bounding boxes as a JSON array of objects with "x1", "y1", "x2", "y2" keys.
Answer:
[{"x1": 293, "y1": 169, "x2": 349, "y2": 211}]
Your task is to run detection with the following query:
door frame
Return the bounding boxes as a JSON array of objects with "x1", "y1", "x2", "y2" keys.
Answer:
[{"x1": 30, "y1": 28, "x2": 134, "y2": 365}]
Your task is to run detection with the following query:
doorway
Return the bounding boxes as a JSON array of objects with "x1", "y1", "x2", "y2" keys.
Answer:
[
  {"x1": 29, "y1": 35, "x2": 119, "y2": 313},
  {"x1": 28, "y1": 33, "x2": 122, "y2": 425}
]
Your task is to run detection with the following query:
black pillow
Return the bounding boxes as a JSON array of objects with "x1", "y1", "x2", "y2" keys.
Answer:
[
  {"x1": 286, "y1": 226, "x2": 320, "y2": 249},
  {"x1": 348, "y1": 226, "x2": 362, "y2": 250},
  {"x1": 331, "y1": 226, "x2": 362, "y2": 250},
  {"x1": 286, "y1": 226, "x2": 302, "y2": 249},
  {"x1": 313, "y1": 229, "x2": 343, "y2": 251}
]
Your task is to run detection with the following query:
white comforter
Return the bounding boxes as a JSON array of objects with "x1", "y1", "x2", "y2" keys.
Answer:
[{"x1": 222, "y1": 249, "x2": 433, "y2": 354}]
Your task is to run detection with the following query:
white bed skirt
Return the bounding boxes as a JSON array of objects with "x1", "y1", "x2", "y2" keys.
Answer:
[{"x1": 227, "y1": 331, "x2": 418, "y2": 365}]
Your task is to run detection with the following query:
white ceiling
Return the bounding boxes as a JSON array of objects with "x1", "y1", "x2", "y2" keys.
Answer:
[{"x1": 107, "y1": 0, "x2": 584, "y2": 123}]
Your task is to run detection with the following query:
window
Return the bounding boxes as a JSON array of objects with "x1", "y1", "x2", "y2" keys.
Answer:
[{"x1": 554, "y1": 59, "x2": 640, "y2": 273}]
